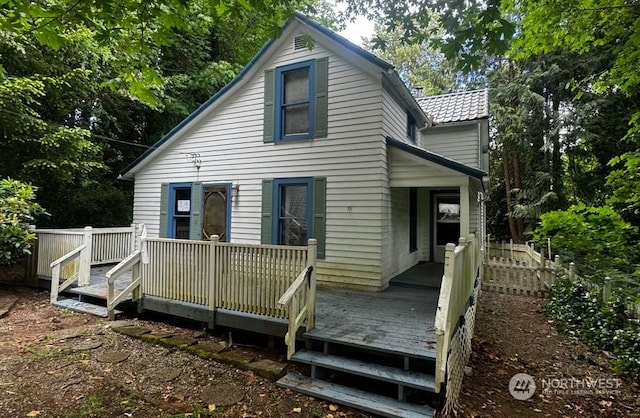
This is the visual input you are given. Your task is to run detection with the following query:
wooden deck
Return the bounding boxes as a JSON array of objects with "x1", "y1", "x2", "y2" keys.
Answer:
[
  {"x1": 310, "y1": 284, "x2": 438, "y2": 360},
  {"x1": 44, "y1": 263, "x2": 439, "y2": 361},
  {"x1": 42, "y1": 264, "x2": 133, "y2": 301}
]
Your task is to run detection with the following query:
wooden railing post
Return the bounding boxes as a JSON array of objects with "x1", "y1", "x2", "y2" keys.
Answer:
[
  {"x1": 79, "y1": 226, "x2": 92, "y2": 286},
  {"x1": 130, "y1": 223, "x2": 138, "y2": 253},
  {"x1": 208, "y1": 235, "x2": 220, "y2": 312},
  {"x1": 50, "y1": 264, "x2": 61, "y2": 303},
  {"x1": 306, "y1": 239, "x2": 317, "y2": 331}
]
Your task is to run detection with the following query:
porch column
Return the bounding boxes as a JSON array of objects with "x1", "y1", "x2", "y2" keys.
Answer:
[{"x1": 460, "y1": 184, "x2": 470, "y2": 238}]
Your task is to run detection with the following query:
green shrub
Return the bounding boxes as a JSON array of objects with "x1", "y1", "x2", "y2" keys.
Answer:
[
  {"x1": 0, "y1": 178, "x2": 46, "y2": 265},
  {"x1": 533, "y1": 204, "x2": 638, "y2": 278},
  {"x1": 545, "y1": 278, "x2": 640, "y2": 381}
]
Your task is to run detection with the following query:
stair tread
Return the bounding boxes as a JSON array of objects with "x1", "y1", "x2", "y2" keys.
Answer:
[
  {"x1": 277, "y1": 373, "x2": 435, "y2": 418},
  {"x1": 292, "y1": 350, "x2": 435, "y2": 391},
  {"x1": 67, "y1": 285, "x2": 131, "y2": 302},
  {"x1": 52, "y1": 299, "x2": 121, "y2": 318},
  {"x1": 303, "y1": 331, "x2": 436, "y2": 361}
]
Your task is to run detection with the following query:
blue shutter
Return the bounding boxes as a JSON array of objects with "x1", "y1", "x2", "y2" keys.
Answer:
[
  {"x1": 261, "y1": 179, "x2": 274, "y2": 244},
  {"x1": 314, "y1": 57, "x2": 329, "y2": 138},
  {"x1": 189, "y1": 182, "x2": 203, "y2": 240},
  {"x1": 159, "y1": 183, "x2": 169, "y2": 238},
  {"x1": 263, "y1": 69, "x2": 275, "y2": 143},
  {"x1": 313, "y1": 177, "x2": 326, "y2": 259}
]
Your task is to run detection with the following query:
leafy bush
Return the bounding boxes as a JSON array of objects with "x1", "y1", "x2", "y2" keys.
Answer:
[
  {"x1": 0, "y1": 178, "x2": 46, "y2": 265},
  {"x1": 545, "y1": 278, "x2": 640, "y2": 381},
  {"x1": 533, "y1": 204, "x2": 638, "y2": 278}
]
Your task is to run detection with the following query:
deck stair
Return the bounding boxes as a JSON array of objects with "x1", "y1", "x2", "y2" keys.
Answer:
[
  {"x1": 52, "y1": 298, "x2": 122, "y2": 318},
  {"x1": 277, "y1": 335, "x2": 438, "y2": 418}
]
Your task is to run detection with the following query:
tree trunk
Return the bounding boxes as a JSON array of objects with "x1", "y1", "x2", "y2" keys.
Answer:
[
  {"x1": 512, "y1": 153, "x2": 525, "y2": 243},
  {"x1": 551, "y1": 93, "x2": 564, "y2": 207},
  {"x1": 503, "y1": 151, "x2": 519, "y2": 242}
]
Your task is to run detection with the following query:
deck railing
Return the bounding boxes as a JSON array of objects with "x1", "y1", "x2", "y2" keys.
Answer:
[
  {"x1": 34, "y1": 225, "x2": 139, "y2": 306},
  {"x1": 49, "y1": 244, "x2": 87, "y2": 303},
  {"x1": 34, "y1": 228, "x2": 87, "y2": 280},
  {"x1": 33, "y1": 225, "x2": 137, "y2": 278},
  {"x1": 212, "y1": 238, "x2": 310, "y2": 317},
  {"x1": 277, "y1": 239, "x2": 317, "y2": 360},
  {"x1": 141, "y1": 238, "x2": 211, "y2": 305},
  {"x1": 135, "y1": 236, "x2": 315, "y2": 322},
  {"x1": 434, "y1": 234, "x2": 481, "y2": 414},
  {"x1": 106, "y1": 250, "x2": 142, "y2": 320},
  {"x1": 91, "y1": 227, "x2": 137, "y2": 264}
]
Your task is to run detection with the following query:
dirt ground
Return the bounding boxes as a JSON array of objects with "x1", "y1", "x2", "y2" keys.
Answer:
[
  {"x1": 0, "y1": 286, "x2": 364, "y2": 418},
  {"x1": 1, "y1": 286, "x2": 639, "y2": 418},
  {"x1": 456, "y1": 291, "x2": 640, "y2": 417}
]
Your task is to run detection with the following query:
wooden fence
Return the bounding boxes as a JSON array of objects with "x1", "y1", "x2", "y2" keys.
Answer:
[
  {"x1": 483, "y1": 241, "x2": 640, "y2": 319},
  {"x1": 35, "y1": 228, "x2": 86, "y2": 280},
  {"x1": 434, "y1": 234, "x2": 481, "y2": 414},
  {"x1": 483, "y1": 240, "x2": 558, "y2": 297}
]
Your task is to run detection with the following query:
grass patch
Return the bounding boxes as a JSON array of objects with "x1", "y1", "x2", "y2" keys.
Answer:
[{"x1": 64, "y1": 395, "x2": 106, "y2": 418}]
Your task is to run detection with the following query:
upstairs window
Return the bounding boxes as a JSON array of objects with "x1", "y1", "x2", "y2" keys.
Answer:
[
  {"x1": 263, "y1": 57, "x2": 329, "y2": 143},
  {"x1": 407, "y1": 113, "x2": 417, "y2": 143},
  {"x1": 276, "y1": 61, "x2": 315, "y2": 141}
]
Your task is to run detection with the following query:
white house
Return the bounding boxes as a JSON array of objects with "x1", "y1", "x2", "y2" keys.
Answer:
[
  {"x1": 121, "y1": 12, "x2": 488, "y2": 292},
  {"x1": 34, "y1": 13, "x2": 488, "y2": 416}
]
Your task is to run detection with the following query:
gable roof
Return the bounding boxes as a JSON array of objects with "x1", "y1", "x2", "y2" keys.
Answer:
[
  {"x1": 386, "y1": 136, "x2": 486, "y2": 179},
  {"x1": 293, "y1": 12, "x2": 393, "y2": 72},
  {"x1": 121, "y1": 13, "x2": 428, "y2": 178},
  {"x1": 417, "y1": 89, "x2": 488, "y2": 124}
]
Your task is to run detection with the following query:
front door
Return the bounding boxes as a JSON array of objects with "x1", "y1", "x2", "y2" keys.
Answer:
[
  {"x1": 202, "y1": 185, "x2": 229, "y2": 241},
  {"x1": 434, "y1": 194, "x2": 460, "y2": 263}
]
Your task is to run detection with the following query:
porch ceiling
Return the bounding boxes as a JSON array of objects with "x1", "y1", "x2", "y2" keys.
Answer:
[{"x1": 387, "y1": 144, "x2": 471, "y2": 188}]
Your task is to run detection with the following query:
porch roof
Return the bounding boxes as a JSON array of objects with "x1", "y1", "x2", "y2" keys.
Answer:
[{"x1": 386, "y1": 136, "x2": 486, "y2": 180}]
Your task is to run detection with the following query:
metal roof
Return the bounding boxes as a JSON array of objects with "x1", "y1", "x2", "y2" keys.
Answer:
[{"x1": 417, "y1": 89, "x2": 489, "y2": 124}]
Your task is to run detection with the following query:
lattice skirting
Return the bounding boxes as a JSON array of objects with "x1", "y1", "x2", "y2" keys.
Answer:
[{"x1": 441, "y1": 279, "x2": 481, "y2": 417}]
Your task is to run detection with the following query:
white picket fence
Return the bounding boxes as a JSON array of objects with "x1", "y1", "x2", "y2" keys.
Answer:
[
  {"x1": 483, "y1": 240, "x2": 640, "y2": 319},
  {"x1": 483, "y1": 240, "x2": 558, "y2": 297}
]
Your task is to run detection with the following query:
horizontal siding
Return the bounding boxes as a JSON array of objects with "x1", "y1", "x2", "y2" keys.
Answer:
[
  {"x1": 133, "y1": 26, "x2": 386, "y2": 290},
  {"x1": 387, "y1": 147, "x2": 469, "y2": 187},
  {"x1": 382, "y1": 89, "x2": 414, "y2": 144},
  {"x1": 422, "y1": 124, "x2": 480, "y2": 168}
]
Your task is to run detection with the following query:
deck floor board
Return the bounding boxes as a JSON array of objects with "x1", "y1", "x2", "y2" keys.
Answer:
[{"x1": 310, "y1": 284, "x2": 439, "y2": 359}]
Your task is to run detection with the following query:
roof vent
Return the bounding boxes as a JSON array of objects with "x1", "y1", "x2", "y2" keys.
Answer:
[
  {"x1": 294, "y1": 35, "x2": 307, "y2": 50},
  {"x1": 414, "y1": 87, "x2": 424, "y2": 98}
]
